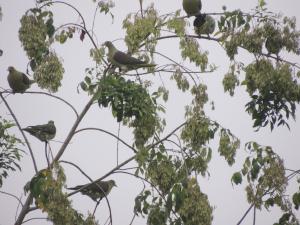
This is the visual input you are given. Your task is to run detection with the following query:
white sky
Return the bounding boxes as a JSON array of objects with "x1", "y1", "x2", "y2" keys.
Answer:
[{"x1": 0, "y1": 0, "x2": 300, "y2": 224}]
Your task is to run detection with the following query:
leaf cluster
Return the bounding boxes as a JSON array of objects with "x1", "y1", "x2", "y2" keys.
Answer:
[
  {"x1": 96, "y1": 75, "x2": 159, "y2": 148},
  {"x1": 123, "y1": 4, "x2": 160, "y2": 55},
  {"x1": 19, "y1": 8, "x2": 64, "y2": 92},
  {"x1": 243, "y1": 60, "x2": 300, "y2": 130},
  {"x1": 0, "y1": 118, "x2": 23, "y2": 187},
  {"x1": 232, "y1": 142, "x2": 299, "y2": 224},
  {"x1": 26, "y1": 164, "x2": 99, "y2": 225}
]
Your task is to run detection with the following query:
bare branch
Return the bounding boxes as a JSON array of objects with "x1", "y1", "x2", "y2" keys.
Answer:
[
  {"x1": 1, "y1": 90, "x2": 79, "y2": 118},
  {"x1": 60, "y1": 160, "x2": 113, "y2": 225},
  {"x1": 0, "y1": 190, "x2": 24, "y2": 207},
  {"x1": 74, "y1": 127, "x2": 137, "y2": 153},
  {"x1": 236, "y1": 204, "x2": 254, "y2": 225},
  {"x1": 0, "y1": 93, "x2": 38, "y2": 173}
]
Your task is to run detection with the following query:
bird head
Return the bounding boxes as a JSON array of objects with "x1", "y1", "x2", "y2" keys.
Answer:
[
  {"x1": 103, "y1": 41, "x2": 113, "y2": 48},
  {"x1": 8, "y1": 66, "x2": 15, "y2": 72},
  {"x1": 48, "y1": 120, "x2": 55, "y2": 125},
  {"x1": 108, "y1": 180, "x2": 117, "y2": 188}
]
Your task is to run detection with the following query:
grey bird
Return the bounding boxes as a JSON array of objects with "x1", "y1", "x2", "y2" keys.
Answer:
[
  {"x1": 67, "y1": 180, "x2": 117, "y2": 202},
  {"x1": 103, "y1": 41, "x2": 156, "y2": 72},
  {"x1": 7, "y1": 66, "x2": 35, "y2": 93},
  {"x1": 182, "y1": 0, "x2": 202, "y2": 17},
  {"x1": 23, "y1": 120, "x2": 56, "y2": 142}
]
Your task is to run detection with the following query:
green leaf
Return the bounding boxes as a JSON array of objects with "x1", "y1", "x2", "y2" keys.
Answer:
[{"x1": 231, "y1": 172, "x2": 242, "y2": 185}]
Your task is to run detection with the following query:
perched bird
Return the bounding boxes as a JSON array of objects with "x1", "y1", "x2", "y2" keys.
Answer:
[
  {"x1": 265, "y1": 32, "x2": 283, "y2": 56},
  {"x1": 182, "y1": 0, "x2": 202, "y2": 17},
  {"x1": 23, "y1": 120, "x2": 56, "y2": 142},
  {"x1": 7, "y1": 66, "x2": 35, "y2": 93},
  {"x1": 103, "y1": 41, "x2": 156, "y2": 72},
  {"x1": 194, "y1": 15, "x2": 215, "y2": 36},
  {"x1": 193, "y1": 14, "x2": 206, "y2": 28},
  {"x1": 67, "y1": 180, "x2": 117, "y2": 202}
]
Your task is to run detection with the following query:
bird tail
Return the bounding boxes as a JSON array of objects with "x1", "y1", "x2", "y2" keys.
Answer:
[
  {"x1": 22, "y1": 127, "x2": 32, "y2": 133},
  {"x1": 141, "y1": 63, "x2": 156, "y2": 68},
  {"x1": 67, "y1": 185, "x2": 82, "y2": 191},
  {"x1": 29, "y1": 79, "x2": 35, "y2": 84}
]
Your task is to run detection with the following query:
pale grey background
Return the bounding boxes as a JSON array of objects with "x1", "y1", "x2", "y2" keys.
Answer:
[{"x1": 0, "y1": 0, "x2": 300, "y2": 224}]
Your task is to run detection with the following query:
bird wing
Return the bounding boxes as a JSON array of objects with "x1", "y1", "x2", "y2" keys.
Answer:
[
  {"x1": 21, "y1": 73, "x2": 31, "y2": 85},
  {"x1": 113, "y1": 50, "x2": 145, "y2": 66},
  {"x1": 34, "y1": 124, "x2": 55, "y2": 134}
]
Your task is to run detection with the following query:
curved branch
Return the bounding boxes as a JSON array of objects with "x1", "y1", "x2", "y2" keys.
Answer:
[
  {"x1": 2, "y1": 90, "x2": 79, "y2": 118},
  {"x1": 22, "y1": 217, "x2": 48, "y2": 224},
  {"x1": 14, "y1": 194, "x2": 34, "y2": 225},
  {"x1": 114, "y1": 170, "x2": 179, "y2": 221},
  {"x1": 53, "y1": 22, "x2": 100, "y2": 53},
  {"x1": 149, "y1": 122, "x2": 186, "y2": 148},
  {"x1": 0, "y1": 190, "x2": 24, "y2": 207},
  {"x1": 59, "y1": 160, "x2": 92, "y2": 181},
  {"x1": 74, "y1": 127, "x2": 137, "y2": 153},
  {"x1": 60, "y1": 160, "x2": 113, "y2": 225},
  {"x1": 68, "y1": 155, "x2": 135, "y2": 197},
  {"x1": 15, "y1": 96, "x2": 95, "y2": 225},
  {"x1": 155, "y1": 35, "x2": 300, "y2": 69},
  {"x1": 153, "y1": 51, "x2": 198, "y2": 86},
  {"x1": 0, "y1": 93, "x2": 38, "y2": 173},
  {"x1": 25, "y1": 91, "x2": 79, "y2": 118},
  {"x1": 40, "y1": 1, "x2": 104, "y2": 62},
  {"x1": 40, "y1": 1, "x2": 86, "y2": 28}
]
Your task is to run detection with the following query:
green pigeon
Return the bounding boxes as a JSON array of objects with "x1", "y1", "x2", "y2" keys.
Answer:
[
  {"x1": 23, "y1": 120, "x2": 56, "y2": 142},
  {"x1": 7, "y1": 66, "x2": 35, "y2": 93},
  {"x1": 103, "y1": 41, "x2": 156, "y2": 72},
  {"x1": 194, "y1": 15, "x2": 215, "y2": 36},
  {"x1": 182, "y1": 0, "x2": 202, "y2": 17},
  {"x1": 67, "y1": 180, "x2": 117, "y2": 202},
  {"x1": 265, "y1": 32, "x2": 283, "y2": 56}
]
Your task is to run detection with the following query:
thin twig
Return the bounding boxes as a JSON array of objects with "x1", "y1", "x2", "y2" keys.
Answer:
[
  {"x1": 21, "y1": 217, "x2": 48, "y2": 224},
  {"x1": 24, "y1": 91, "x2": 79, "y2": 118},
  {"x1": 74, "y1": 127, "x2": 137, "y2": 153},
  {"x1": 0, "y1": 190, "x2": 24, "y2": 207},
  {"x1": 114, "y1": 170, "x2": 179, "y2": 220},
  {"x1": 116, "y1": 122, "x2": 121, "y2": 165},
  {"x1": 60, "y1": 160, "x2": 113, "y2": 225},
  {"x1": 59, "y1": 160, "x2": 92, "y2": 180},
  {"x1": 0, "y1": 93, "x2": 38, "y2": 173},
  {"x1": 15, "y1": 96, "x2": 94, "y2": 225},
  {"x1": 149, "y1": 122, "x2": 186, "y2": 148}
]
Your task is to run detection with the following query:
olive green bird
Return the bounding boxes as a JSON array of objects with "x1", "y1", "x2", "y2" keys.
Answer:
[
  {"x1": 67, "y1": 180, "x2": 117, "y2": 202},
  {"x1": 23, "y1": 120, "x2": 56, "y2": 142},
  {"x1": 7, "y1": 66, "x2": 35, "y2": 93},
  {"x1": 265, "y1": 32, "x2": 283, "y2": 56},
  {"x1": 182, "y1": 0, "x2": 202, "y2": 17},
  {"x1": 194, "y1": 15, "x2": 215, "y2": 36},
  {"x1": 103, "y1": 41, "x2": 156, "y2": 72}
]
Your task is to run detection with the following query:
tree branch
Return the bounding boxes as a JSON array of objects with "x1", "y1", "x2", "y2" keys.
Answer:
[
  {"x1": 53, "y1": 97, "x2": 94, "y2": 161},
  {"x1": 74, "y1": 127, "x2": 137, "y2": 153},
  {"x1": 0, "y1": 190, "x2": 23, "y2": 207},
  {"x1": 60, "y1": 160, "x2": 113, "y2": 225},
  {"x1": 0, "y1": 93, "x2": 38, "y2": 173},
  {"x1": 236, "y1": 203, "x2": 254, "y2": 225}
]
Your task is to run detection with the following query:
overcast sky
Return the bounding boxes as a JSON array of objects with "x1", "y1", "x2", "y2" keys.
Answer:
[{"x1": 1, "y1": 0, "x2": 300, "y2": 224}]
